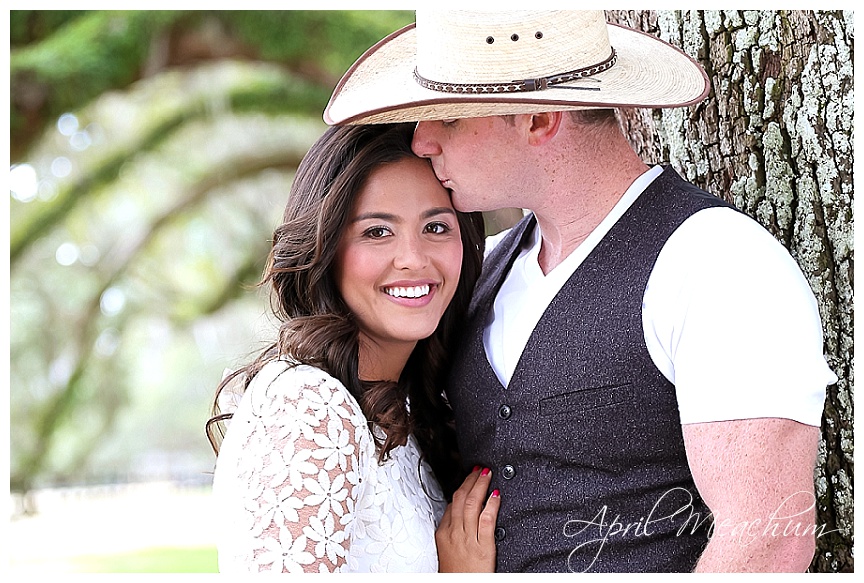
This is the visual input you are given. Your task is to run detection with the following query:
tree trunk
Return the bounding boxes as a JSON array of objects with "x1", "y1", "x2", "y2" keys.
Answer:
[{"x1": 606, "y1": 10, "x2": 853, "y2": 572}]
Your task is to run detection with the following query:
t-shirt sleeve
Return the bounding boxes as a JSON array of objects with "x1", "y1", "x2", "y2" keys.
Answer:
[
  {"x1": 643, "y1": 207, "x2": 836, "y2": 426},
  {"x1": 213, "y1": 362, "x2": 370, "y2": 573}
]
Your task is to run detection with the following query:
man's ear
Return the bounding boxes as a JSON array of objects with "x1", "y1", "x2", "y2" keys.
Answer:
[{"x1": 526, "y1": 111, "x2": 563, "y2": 146}]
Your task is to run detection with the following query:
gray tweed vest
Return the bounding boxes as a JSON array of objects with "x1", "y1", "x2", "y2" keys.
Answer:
[{"x1": 447, "y1": 167, "x2": 734, "y2": 572}]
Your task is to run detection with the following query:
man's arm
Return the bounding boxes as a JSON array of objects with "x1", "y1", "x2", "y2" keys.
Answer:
[{"x1": 682, "y1": 417, "x2": 820, "y2": 572}]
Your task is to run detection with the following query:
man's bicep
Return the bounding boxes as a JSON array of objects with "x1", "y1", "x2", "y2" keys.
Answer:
[
  {"x1": 682, "y1": 418, "x2": 819, "y2": 518},
  {"x1": 682, "y1": 417, "x2": 820, "y2": 571}
]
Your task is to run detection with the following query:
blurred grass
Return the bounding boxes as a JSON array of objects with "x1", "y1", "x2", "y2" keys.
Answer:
[
  {"x1": 72, "y1": 545, "x2": 218, "y2": 573},
  {"x1": 7, "y1": 483, "x2": 219, "y2": 575}
]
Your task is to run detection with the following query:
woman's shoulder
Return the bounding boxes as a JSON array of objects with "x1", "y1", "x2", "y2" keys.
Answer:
[
  {"x1": 248, "y1": 359, "x2": 365, "y2": 420},
  {"x1": 253, "y1": 359, "x2": 340, "y2": 386}
]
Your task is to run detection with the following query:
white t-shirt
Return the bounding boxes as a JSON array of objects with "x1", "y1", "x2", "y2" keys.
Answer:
[{"x1": 483, "y1": 166, "x2": 835, "y2": 426}]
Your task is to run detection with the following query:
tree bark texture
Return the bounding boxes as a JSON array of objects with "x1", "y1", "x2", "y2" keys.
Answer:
[{"x1": 606, "y1": 10, "x2": 853, "y2": 572}]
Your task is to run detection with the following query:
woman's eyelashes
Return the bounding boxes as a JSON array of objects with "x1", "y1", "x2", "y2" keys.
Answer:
[
  {"x1": 360, "y1": 221, "x2": 454, "y2": 239},
  {"x1": 424, "y1": 221, "x2": 453, "y2": 235},
  {"x1": 362, "y1": 225, "x2": 392, "y2": 239}
]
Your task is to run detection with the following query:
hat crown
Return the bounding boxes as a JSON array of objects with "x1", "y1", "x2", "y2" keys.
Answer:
[{"x1": 415, "y1": 10, "x2": 612, "y2": 84}]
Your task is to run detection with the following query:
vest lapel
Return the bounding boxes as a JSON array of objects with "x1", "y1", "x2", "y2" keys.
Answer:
[
  {"x1": 470, "y1": 214, "x2": 537, "y2": 319},
  {"x1": 462, "y1": 214, "x2": 537, "y2": 393}
]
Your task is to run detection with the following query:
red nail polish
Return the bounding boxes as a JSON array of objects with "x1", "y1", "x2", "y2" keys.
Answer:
[
  {"x1": 481, "y1": 467, "x2": 490, "y2": 476},
  {"x1": 492, "y1": 489, "x2": 500, "y2": 497},
  {"x1": 473, "y1": 465, "x2": 481, "y2": 472}
]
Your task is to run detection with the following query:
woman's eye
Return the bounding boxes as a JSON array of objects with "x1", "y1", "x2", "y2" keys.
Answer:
[
  {"x1": 363, "y1": 226, "x2": 391, "y2": 238},
  {"x1": 425, "y1": 222, "x2": 451, "y2": 235}
]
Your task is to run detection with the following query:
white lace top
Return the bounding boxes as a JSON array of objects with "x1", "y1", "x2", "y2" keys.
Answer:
[{"x1": 211, "y1": 360, "x2": 447, "y2": 573}]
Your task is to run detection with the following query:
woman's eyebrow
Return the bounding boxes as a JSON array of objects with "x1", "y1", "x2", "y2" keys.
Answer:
[
  {"x1": 350, "y1": 207, "x2": 456, "y2": 223},
  {"x1": 350, "y1": 211, "x2": 398, "y2": 224},
  {"x1": 422, "y1": 207, "x2": 457, "y2": 219}
]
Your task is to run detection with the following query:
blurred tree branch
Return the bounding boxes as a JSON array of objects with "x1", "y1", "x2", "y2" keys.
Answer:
[
  {"x1": 10, "y1": 9, "x2": 413, "y2": 161},
  {"x1": 11, "y1": 145, "x2": 306, "y2": 495},
  {"x1": 11, "y1": 11, "x2": 185, "y2": 161},
  {"x1": 10, "y1": 72, "x2": 321, "y2": 265}
]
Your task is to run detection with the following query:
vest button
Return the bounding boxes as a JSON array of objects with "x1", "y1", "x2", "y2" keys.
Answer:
[
  {"x1": 494, "y1": 527, "x2": 506, "y2": 541},
  {"x1": 502, "y1": 464, "x2": 516, "y2": 480},
  {"x1": 498, "y1": 404, "x2": 512, "y2": 419}
]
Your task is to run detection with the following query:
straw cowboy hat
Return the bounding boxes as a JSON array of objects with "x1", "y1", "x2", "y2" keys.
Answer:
[{"x1": 324, "y1": 10, "x2": 710, "y2": 125}]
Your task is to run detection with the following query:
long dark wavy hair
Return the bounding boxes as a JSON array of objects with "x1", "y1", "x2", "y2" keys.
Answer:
[{"x1": 206, "y1": 123, "x2": 484, "y2": 498}]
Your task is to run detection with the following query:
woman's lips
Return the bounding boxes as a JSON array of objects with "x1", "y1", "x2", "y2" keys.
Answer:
[{"x1": 382, "y1": 283, "x2": 438, "y2": 307}]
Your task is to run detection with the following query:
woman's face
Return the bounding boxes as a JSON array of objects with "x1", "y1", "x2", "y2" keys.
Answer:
[{"x1": 334, "y1": 157, "x2": 463, "y2": 366}]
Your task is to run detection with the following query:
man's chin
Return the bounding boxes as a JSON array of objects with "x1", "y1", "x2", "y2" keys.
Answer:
[{"x1": 450, "y1": 193, "x2": 482, "y2": 214}]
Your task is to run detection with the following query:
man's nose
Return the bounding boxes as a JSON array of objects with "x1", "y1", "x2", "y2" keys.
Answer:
[{"x1": 412, "y1": 121, "x2": 442, "y2": 158}]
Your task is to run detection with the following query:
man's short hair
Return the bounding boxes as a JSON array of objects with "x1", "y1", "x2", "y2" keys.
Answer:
[
  {"x1": 499, "y1": 109, "x2": 618, "y2": 128},
  {"x1": 569, "y1": 109, "x2": 618, "y2": 127}
]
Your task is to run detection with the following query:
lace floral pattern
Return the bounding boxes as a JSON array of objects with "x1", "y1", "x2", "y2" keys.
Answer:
[{"x1": 212, "y1": 361, "x2": 446, "y2": 573}]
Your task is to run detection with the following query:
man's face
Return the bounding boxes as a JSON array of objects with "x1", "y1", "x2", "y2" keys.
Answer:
[{"x1": 412, "y1": 116, "x2": 524, "y2": 213}]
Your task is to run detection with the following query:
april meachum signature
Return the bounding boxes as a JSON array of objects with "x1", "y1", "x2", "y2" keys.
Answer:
[
  {"x1": 707, "y1": 490, "x2": 837, "y2": 546},
  {"x1": 562, "y1": 488, "x2": 836, "y2": 573},
  {"x1": 563, "y1": 487, "x2": 708, "y2": 572}
]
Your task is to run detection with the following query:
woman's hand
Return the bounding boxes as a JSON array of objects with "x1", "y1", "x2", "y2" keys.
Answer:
[{"x1": 436, "y1": 466, "x2": 501, "y2": 572}]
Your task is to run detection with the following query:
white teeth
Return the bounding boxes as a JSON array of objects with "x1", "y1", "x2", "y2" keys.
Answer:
[{"x1": 386, "y1": 285, "x2": 431, "y2": 298}]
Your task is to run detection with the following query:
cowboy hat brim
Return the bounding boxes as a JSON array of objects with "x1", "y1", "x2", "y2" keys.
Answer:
[{"x1": 324, "y1": 22, "x2": 710, "y2": 125}]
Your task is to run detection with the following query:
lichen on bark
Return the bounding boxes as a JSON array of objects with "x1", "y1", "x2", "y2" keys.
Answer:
[{"x1": 608, "y1": 10, "x2": 853, "y2": 572}]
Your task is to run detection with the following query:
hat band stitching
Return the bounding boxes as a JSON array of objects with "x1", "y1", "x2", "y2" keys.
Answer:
[{"x1": 413, "y1": 48, "x2": 616, "y2": 94}]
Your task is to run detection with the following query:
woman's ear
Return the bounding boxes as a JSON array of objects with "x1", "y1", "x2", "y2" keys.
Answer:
[{"x1": 526, "y1": 111, "x2": 563, "y2": 146}]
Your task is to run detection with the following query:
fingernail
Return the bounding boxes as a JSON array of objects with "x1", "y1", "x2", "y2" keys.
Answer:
[
  {"x1": 492, "y1": 489, "x2": 500, "y2": 497},
  {"x1": 481, "y1": 467, "x2": 491, "y2": 476},
  {"x1": 473, "y1": 465, "x2": 481, "y2": 472}
]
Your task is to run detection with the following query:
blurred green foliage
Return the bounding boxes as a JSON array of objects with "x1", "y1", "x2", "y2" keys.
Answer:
[
  {"x1": 11, "y1": 11, "x2": 179, "y2": 152},
  {"x1": 9, "y1": 10, "x2": 89, "y2": 46},
  {"x1": 9, "y1": 9, "x2": 413, "y2": 497},
  {"x1": 11, "y1": 10, "x2": 413, "y2": 160}
]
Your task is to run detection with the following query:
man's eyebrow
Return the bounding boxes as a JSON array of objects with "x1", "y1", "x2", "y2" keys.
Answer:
[{"x1": 350, "y1": 207, "x2": 456, "y2": 223}]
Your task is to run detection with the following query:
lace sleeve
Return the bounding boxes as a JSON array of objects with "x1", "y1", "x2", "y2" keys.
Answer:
[{"x1": 214, "y1": 362, "x2": 371, "y2": 573}]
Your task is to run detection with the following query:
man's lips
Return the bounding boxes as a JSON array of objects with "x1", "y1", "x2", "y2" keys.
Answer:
[{"x1": 432, "y1": 167, "x2": 449, "y2": 187}]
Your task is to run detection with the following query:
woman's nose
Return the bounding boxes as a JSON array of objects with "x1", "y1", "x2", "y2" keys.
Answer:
[{"x1": 393, "y1": 235, "x2": 429, "y2": 270}]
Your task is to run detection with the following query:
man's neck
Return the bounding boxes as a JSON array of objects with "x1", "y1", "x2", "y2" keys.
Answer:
[{"x1": 532, "y1": 161, "x2": 650, "y2": 274}]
